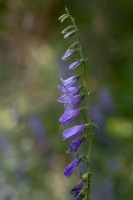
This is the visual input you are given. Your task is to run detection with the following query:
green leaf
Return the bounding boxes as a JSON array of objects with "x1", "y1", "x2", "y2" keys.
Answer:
[
  {"x1": 91, "y1": 122, "x2": 100, "y2": 130},
  {"x1": 78, "y1": 154, "x2": 89, "y2": 163},
  {"x1": 92, "y1": 170, "x2": 103, "y2": 180}
]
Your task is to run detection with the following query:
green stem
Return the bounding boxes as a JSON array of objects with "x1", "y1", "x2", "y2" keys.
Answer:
[{"x1": 69, "y1": 14, "x2": 93, "y2": 200}]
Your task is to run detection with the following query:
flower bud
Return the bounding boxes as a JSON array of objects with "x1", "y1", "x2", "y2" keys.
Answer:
[
  {"x1": 58, "y1": 14, "x2": 70, "y2": 22},
  {"x1": 62, "y1": 25, "x2": 75, "y2": 34},
  {"x1": 64, "y1": 30, "x2": 77, "y2": 39},
  {"x1": 78, "y1": 187, "x2": 87, "y2": 198},
  {"x1": 82, "y1": 172, "x2": 91, "y2": 181}
]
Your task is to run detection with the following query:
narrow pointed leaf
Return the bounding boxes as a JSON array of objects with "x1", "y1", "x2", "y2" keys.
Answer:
[
  {"x1": 91, "y1": 122, "x2": 100, "y2": 130},
  {"x1": 92, "y1": 170, "x2": 103, "y2": 180}
]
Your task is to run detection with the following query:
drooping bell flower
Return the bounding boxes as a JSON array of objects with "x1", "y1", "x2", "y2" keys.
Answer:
[
  {"x1": 57, "y1": 94, "x2": 82, "y2": 107},
  {"x1": 64, "y1": 158, "x2": 80, "y2": 178},
  {"x1": 58, "y1": 85, "x2": 80, "y2": 95},
  {"x1": 62, "y1": 49, "x2": 75, "y2": 60},
  {"x1": 69, "y1": 137, "x2": 83, "y2": 152},
  {"x1": 60, "y1": 75, "x2": 79, "y2": 88},
  {"x1": 59, "y1": 108, "x2": 80, "y2": 126},
  {"x1": 62, "y1": 124, "x2": 85, "y2": 140},
  {"x1": 68, "y1": 60, "x2": 83, "y2": 70},
  {"x1": 70, "y1": 179, "x2": 83, "y2": 197}
]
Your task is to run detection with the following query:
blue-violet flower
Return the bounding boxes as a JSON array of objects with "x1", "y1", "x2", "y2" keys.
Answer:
[
  {"x1": 59, "y1": 108, "x2": 80, "y2": 126},
  {"x1": 70, "y1": 179, "x2": 83, "y2": 197},
  {"x1": 58, "y1": 85, "x2": 80, "y2": 95},
  {"x1": 69, "y1": 137, "x2": 83, "y2": 152},
  {"x1": 57, "y1": 94, "x2": 82, "y2": 107},
  {"x1": 60, "y1": 75, "x2": 78, "y2": 88},
  {"x1": 62, "y1": 49, "x2": 75, "y2": 60},
  {"x1": 64, "y1": 158, "x2": 80, "y2": 178},
  {"x1": 62, "y1": 124, "x2": 85, "y2": 140},
  {"x1": 68, "y1": 60, "x2": 82, "y2": 70}
]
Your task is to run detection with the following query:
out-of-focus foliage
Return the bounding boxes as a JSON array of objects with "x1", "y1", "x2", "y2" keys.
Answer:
[{"x1": 0, "y1": 0, "x2": 133, "y2": 200}]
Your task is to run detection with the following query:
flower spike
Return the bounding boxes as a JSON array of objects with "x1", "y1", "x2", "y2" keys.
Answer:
[{"x1": 58, "y1": 7, "x2": 96, "y2": 200}]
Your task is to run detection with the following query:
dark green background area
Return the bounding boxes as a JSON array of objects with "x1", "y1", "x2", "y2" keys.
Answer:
[{"x1": 0, "y1": 0, "x2": 133, "y2": 200}]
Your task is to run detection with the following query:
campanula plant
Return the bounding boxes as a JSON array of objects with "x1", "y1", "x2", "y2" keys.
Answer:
[{"x1": 58, "y1": 7, "x2": 100, "y2": 200}]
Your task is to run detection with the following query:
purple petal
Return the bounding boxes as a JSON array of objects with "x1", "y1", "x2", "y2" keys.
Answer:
[
  {"x1": 70, "y1": 179, "x2": 83, "y2": 197},
  {"x1": 64, "y1": 103, "x2": 75, "y2": 112},
  {"x1": 58, "y1": 85, "x2": 67, "y2": 93},
  {"x1": 62, "y1": 124, "x2": 85, "y2": 140},
  {"x1": 70, "y1": 95, "x2": 82, "y2": 107},
  {"x1": 58, "y1": 85, "x2": 80, "y2": 95},
  {"x1": 76, "y1": 197, "x2": 82, "y2": 200},
  {"x1": 57, "y1": 94, "x2": 82, "y2": 106},
  {"x1": 57, "y1": 94, "x2": 72, "y2": 104},
  {"x1": 60, "y1": 76, "x2": 78, "y2": 88},
  {"x1": 68, "y1": 60, "x2": 82, "y2": 70},
  {"x1": 59, "y1": 108, "x2": 80, "y2": 126},
  {"x1": 69, "y1": 137, "x2": 83, "y2": 152},
  {"x1": 64, "y1": 158, "x2": 80, "y2": 178},
  {"x1": 62, "y1": 50, "x2": 74, "y2": 60}
]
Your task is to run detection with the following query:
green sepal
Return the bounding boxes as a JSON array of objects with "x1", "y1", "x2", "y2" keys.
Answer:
[
  {"x1": 85, "y1": 122, "x2": 100, "y2": 130},
  {"x1": 64, "y1": 30, "x2": 78, "y2": 39},
  {"x1": 61, "y1": 25, "x2": 75, "y2": 34},
  {"x1": 78, "y1": 154, "x2": 89, "y2": 163},
  {"x1": 82, "y1": 172, "x2": 91, "y2": 181},
  {"x1": 77, "y1": 187, "x2": 87, "y2": 198}
]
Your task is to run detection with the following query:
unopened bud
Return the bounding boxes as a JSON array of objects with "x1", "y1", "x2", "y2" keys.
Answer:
[{"x1": 64, "y1": 30, "x2": 78, "y2": 39}]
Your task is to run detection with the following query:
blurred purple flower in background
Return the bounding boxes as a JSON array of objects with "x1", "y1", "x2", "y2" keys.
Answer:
[
  {"x1": 91, "y1": 105, "x2": 104, "y2": 127},
  {"x1": 15, "y1": 158, "x2": 27, "y2": 183},
  {"x1": 98, "y1": 87, "x2": 114, "y2": 113},
  {"x1": 0, "y1": 135, "x2": 11, "y2": 155},
  {"x1": 91, "y1": 87, "x2": 114, "y2": 146},
  {"x1": 29, "y1": 115, "x2": 51, "y2": 152}
]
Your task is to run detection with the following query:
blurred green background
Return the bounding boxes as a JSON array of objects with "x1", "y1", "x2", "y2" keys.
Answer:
[{"x1": 0, "y1": 0, "x2": 133, "y2": 200}]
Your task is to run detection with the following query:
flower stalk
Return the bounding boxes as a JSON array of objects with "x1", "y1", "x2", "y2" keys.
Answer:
[{"x1": 58, "y1": 7, "x2": 98, "y2": 200}]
